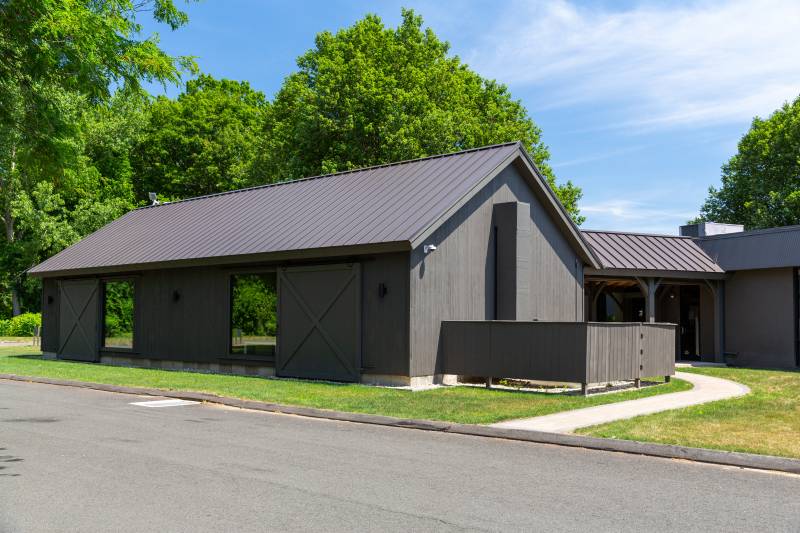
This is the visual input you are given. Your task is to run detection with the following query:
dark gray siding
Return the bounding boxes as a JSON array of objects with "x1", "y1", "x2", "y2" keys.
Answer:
[
  {"x1": 725, "y1": 268, "x2": 796, "y2": 368},
  {"x1": 440, "y1": 321, "x2": 675, "y2": 383},
  {"x1": 361, "y1": 253, "x2": 410, "y2": 375},
  {"x1": 133, "y1": 267, "x2": 229, "y2": 362},
  {"x1": 698, "y1": 225, "x2": 800, "y2": 271},
  {"x1": 408, "y1": 164, "x2": 585, "y2": 377},
  {"x1": 46, "y1": 253, "x2": 410, "y2": 375},
  {"x1": 41, "y1": 278, "x2": 60, "y2": 352}
]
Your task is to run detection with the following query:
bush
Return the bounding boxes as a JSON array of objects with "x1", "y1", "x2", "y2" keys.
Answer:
[{"x1": 5, "y1": 313, "x2": 42, "y2": 337}]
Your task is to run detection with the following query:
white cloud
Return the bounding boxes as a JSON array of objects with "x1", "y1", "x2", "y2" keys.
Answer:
[
  {"x1": 467, "y1": 0, "x2": 800, "y2": 128},
  {"x1": 551, "y1": 144, "x2": 646, "y2": 168},
  {"x1": 581, "y1": 199, "x2": 699, "y2": 234}
]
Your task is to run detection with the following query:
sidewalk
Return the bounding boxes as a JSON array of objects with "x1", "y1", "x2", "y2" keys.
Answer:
[{"x1": 490, "y1": 371, "x2": 750, "y2": 433}]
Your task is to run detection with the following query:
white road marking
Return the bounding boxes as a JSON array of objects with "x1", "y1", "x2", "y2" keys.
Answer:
[{"x1": 130, "y1": 399, "x2": 199, "y2": 408}]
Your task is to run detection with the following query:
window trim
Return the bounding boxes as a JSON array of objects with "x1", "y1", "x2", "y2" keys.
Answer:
[{"x1": 100, "y1": 277, "x2": 137, "y2": 353}]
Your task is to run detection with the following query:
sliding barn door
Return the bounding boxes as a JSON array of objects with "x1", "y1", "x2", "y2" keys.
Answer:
[
  {"x1": 277, "y1": 264, "x2": 361, "y2": 382},
  {"x1": 58, "y1": 279, "x2": 100, "y2": 362}
]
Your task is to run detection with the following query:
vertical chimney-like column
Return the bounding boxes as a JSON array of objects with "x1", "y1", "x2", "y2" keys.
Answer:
[{"x1": 493, "y1": 202, "x2": 531, "y2": 320}]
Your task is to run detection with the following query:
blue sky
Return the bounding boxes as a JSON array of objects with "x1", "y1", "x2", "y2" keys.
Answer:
[{"x1": 141, "y1": 0, "x2": 800, "y2": 234}]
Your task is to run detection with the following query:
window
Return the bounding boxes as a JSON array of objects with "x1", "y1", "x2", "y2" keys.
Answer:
[
  {"x1": 230, "y1": 273, "x2": 277, "y2": 357},
  {"x1": 103, "y1": 280, "x2": 135, "y2": 349}
]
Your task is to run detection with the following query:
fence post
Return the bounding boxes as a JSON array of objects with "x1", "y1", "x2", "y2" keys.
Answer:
[{"x1": 637, "y1": 323, "x2": 643, "y2": 387}]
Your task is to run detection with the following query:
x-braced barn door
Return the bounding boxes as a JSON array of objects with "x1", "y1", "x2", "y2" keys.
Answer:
[
  {"x1": 58, "y1": 279, "x2": 100, "y2": 361},
  {"x1": 277, "y1": 264, "x2": 361, "y2": 382}
]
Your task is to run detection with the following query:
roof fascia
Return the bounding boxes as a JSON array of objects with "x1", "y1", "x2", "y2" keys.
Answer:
[
  {"x1": 28, "y1": 241, "x2": 411, "y2": 278},
  {"x1": 512, "y1": 147, "x2": 600, "y2": 268},
  {"x1": 409, "y1": 147, "x2": 521, "y2": 249},
  {"x1": 585, "y1": 267, "x2": 727, "y2": 280}
]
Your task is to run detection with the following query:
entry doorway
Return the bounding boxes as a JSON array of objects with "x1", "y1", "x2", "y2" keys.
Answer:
[{"x1": 679, "y1": 285, "x2": 700, "y2": 360}]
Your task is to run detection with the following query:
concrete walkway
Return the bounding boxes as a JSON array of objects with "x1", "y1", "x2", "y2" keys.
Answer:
[{"x1": 490, "y1": 371, "x2": 750, "y2": 434}]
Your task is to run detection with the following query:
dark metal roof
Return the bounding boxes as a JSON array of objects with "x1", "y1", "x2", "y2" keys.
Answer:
[
  {"x1": 697, "y1": 224, "x2": 800, "y2": 271},
  {"x1": 32, "y1": 142, "x2": 549, "y2": 276},
  {"x1": 582, "y1": 230, "x2": 724, "y2": 274}
]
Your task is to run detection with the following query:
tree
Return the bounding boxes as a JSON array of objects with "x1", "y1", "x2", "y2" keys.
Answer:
[
  {"x1": 132, "y1": 75, "x2": 269, "y2": 200},
  {"x1": 699, "y1": 95, "x2": 800, "y2": 229},
  {"x1": 262, "y1": 9, "x2": 583, "y2": 222},
  {"x1": 0, "y1": 0, "x2": 196, "y2": 314}
]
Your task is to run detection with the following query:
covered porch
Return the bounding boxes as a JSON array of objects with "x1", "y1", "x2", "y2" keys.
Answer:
[
  {"x1": 581, "y1": 230, "x2": 727, "y2": 363},
  {"x1": 584, "y1": 275, "x2": 725, "y2": 362}
]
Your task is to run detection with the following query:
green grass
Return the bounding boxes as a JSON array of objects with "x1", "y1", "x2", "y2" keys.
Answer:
[
  {"x1": 579, "y1": 366, "x2": 800, "y2": 458},
  {"x1": 0, "y1": 346, "x2": 691, "y2": 424}
]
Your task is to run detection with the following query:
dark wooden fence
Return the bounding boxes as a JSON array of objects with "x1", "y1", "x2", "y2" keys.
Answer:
[{"x1": 441, "y1": 321, "x2": 675, "y2": 387}]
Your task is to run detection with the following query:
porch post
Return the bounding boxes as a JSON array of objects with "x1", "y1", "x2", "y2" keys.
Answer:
[
  {"x1": 635, "y1": 277, "x2": 660, "y2": 323},
  {"x1": 646, "y1": 278, "x2": 656, "y2": 323},
  {"x1": 590, "y1": 281, "x2": 606, "y2": 321}
]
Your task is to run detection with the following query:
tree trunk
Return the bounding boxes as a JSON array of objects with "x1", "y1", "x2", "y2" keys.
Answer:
[
  {"x1": 10, "y1": 288, "x2": 20, "y2": 317},
  {"x1": 4, "y1": 145, "x2": 20, "y2": 316}
]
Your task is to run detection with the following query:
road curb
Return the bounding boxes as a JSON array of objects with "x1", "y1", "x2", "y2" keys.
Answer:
[{"x1": 3, "y1": 373, "x2": 799, "y2": 475}]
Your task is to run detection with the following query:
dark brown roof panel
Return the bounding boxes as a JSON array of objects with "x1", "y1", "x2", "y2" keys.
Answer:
[
  {"x1": 30, "y1": 143, "x2": 522, "y2": 275},
  {"x1": 582, "y1": 230, "x2": 724, "y2": 274}
]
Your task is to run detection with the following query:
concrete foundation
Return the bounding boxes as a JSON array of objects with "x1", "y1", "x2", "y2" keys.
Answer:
[
  {"x1": 360, "y1": 373, "x2": 459, "y2": 389},
  {"x1": 97, "y1": 355, "x2": 276, "y2": 378}
]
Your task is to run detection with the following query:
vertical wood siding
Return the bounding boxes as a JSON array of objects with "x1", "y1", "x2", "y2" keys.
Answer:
[
  {"x1": 44, "y1": 253, "x2": 410, "y2": 375},
  {"x1": 725, "y1": 268, "x2": 796, "y2": 368},
  {"x1": 361, "y1": 253, "x2": 410, "y2": 375},
  {"x1": 441, "y1": 321, "x2": 675, "y2": 383},
  {"x1": 41, "y1": 278, "x2": 60, "y2": 352},
  {"x1": 409, "y1": 164, "x2": 585, "y2": 377}
]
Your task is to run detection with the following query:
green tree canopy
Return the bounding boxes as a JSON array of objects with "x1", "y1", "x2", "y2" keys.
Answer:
[
  {"x1": 0, "y1": 0, "x2": 196, "y2": 314},
  {"x1": 699, "y1": 95, "x2": 800, "y2": 229},
  {"x1": 262, "y1": 9, "x2": 583, "y2": 222},
  {"x1": 132, "y1": 75, "x2": 269, "y2": 199}
]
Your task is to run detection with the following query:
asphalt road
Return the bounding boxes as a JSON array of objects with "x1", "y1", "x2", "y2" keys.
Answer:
[{"x1": 1, "y1": 380, "x2": 799, "y2": 532}]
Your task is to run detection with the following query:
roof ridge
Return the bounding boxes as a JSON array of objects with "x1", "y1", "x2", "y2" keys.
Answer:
[{"x1": 137, "y1": 141, "x2": 522, "y2": 210}]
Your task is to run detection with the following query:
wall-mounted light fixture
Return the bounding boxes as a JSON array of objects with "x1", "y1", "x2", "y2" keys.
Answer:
[
  {"x1": 423, "y1": 244, "x2": 437, "y2": 254},
  {"x1": 378, "y1": 283, "x2": 388, "y2": 298},
  {"x1": 172, "y1": 290, "x2": 181, "y2": 302}
]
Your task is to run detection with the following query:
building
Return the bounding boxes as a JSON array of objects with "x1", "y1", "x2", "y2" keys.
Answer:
[
  {"x1": 29, "y1": 142, "x2": 800, "y2": 387},
  {"x1": 584, "y1": 222, "x2": 800, "y2": 369}
]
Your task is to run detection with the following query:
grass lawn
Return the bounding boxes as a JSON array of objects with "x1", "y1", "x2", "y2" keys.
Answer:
[
  {"x1": 0, "y1": 336, "x2": 37, "y2": 343},
  {"x1": 0, "y1": 346, "x2": 689, "y2": 425},
  {"x1": 579, "y1": 366, "x2": 800, "y2": 459}
]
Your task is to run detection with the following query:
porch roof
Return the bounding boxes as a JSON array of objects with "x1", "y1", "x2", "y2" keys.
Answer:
[{"x1": 582, "y1": 230, "x2": 724, "y2": 279}]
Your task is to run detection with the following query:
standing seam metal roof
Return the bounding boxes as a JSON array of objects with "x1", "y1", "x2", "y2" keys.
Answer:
[
  {"x1": 582, "y1": 230, "x2": 723, "y2": 273},
  {"x1": 30, "y1": 142, "x2": 531, "y2": 275}
]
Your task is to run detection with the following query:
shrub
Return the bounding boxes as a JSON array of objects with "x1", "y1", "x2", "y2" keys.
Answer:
[
  {"x1": 6, "y1": 313, "x2": 42, "y2": 337},
  {"x1": 0, "y1": 319, "x2": 10, "y2": 337}
]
